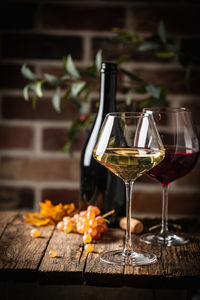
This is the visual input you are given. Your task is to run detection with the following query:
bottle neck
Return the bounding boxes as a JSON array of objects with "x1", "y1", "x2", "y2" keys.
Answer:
[
  {"x1": 82, "y1": 66, "x2": 117, "y2": 167},
  {"x1": 97, "y1": 70, "x2": 117, "y2": 119}
]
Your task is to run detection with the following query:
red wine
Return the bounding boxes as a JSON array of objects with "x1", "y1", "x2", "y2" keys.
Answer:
[
  {"x1": 147, "y1": 146, "x2": 199, "y2": 185},
  {"x1": 80, "y1": 63, "x2": 126, "y2": 225}
]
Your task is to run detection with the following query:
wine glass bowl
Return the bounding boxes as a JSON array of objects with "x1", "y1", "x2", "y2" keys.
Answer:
[
  {"x1": 93, "y1": 112, "x2": 165, "y2": 265},
  {"x1": 140, "y1": 107, "x2": 199, "y2": 246}
]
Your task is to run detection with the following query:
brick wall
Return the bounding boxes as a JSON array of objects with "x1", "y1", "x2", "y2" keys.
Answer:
[{"x1": 0, "y1": 0, "x2": 200, "y2": 216}]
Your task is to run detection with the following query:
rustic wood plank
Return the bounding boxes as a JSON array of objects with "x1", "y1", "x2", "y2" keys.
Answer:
[
  {"x1": 0, "y1": 212, "x2": 200, "y2": 288},
  {"x1": 161, "y1": 239, "x2": 200, "y2": 288},
  {"x1": 124, "y1": 234, "x2": 165, "y2": 288},
  {"x1": 0, "y1": 211, "x2": 18, "y2": 237},
  {"x1": 124, "y1": 218, "x2": 200, "y2": 288},
  {"x1": 0, "y1": 213, "x2": 54, "y2": 281},
  {"x1": 39, "y1": 228, "x2": 84, "y2": 285},
  {"x1": 84, "y1": 228, "x2": 124, "y2": 287}
]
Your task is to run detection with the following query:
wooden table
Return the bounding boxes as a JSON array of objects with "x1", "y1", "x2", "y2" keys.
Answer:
[{"x1": 0, "y1": 211, "x2": 200, "y2": 300}]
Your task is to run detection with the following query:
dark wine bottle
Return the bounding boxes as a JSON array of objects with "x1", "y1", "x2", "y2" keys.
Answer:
[{"x1": 80, "y1": 62, "x2": 126, "y2": 226}]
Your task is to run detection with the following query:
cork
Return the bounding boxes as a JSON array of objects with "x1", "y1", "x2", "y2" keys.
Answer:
[{"x1": 119, "y1": 217, "x2": 144, "y2": 234}]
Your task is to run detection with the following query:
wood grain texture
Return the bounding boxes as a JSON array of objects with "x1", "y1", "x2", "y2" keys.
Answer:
[
  {"x1": 161, "y1": 240, "x2": 200, "y2": 287},
  {"x1": 0, "y1": 211, "x2": 18, "y2": 237},
  {"x1": 84, "y1": 228, "x2": 124, "y2": 287},
  {"x1": 0, "y1": 213, "x2": 54, "y2": 280},
  {"x1": 39, "y1": 229, "x2": 84, "y2": 284},
  {"x1": 123, "y1": 234, "x2": 164, "y2": 288},
  {"x1": 0, "y1": 212, "x2": 200, "y2": 288}
]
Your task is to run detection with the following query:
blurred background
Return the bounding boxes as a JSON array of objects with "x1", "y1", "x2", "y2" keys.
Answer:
[{"x1": 0, "y1": 0, "x2": 199, "y2": 217}]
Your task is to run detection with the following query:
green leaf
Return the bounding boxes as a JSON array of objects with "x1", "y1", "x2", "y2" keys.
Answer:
[
  {"x1": 32, "y1": 94, "x2": 38, "y2": 109},
  {"x1": 70, "y1": 96, "x2": 82, "y2": 108},
  {"x1": 125, "y1": 93, "x2": 132, "y2": 106},
  {"x1": 138, "y1": 42, "x2": 160, "y2": 51},
  {"x1": 80, "y1": 105, "x2": 88, "y2": 115},
  {"x1": 95, "y1": 49, "x2": 102, "y2": 72},
  {"x1": 154, "y1": 50, "x2": 175, "y2": 58},
  {"x1": 62, "y1": 56, "x2": 67, "y2": 72},
  {"x1": 52, "y1": 87, "x2": 61, "y2": 113},
  {"x1": 62, "y1": 141, "x2": 72, "y2": 153},
  {"x1": 82, "y1": 89, "x2": 91, "y2": 103},
  {"x1": 61, "y1": 74, "x2": 71, "y2": 80},
  {"x1": 62, "y1": 88, "x2": 71, "y2": 102},
  {"x1": 27, "y1": 82, "x2": 43, "y2": 97},
  {"x1": 44, "y1": 73, "x2": 65, "y2": 86},
  {"x1": 71, "y1": 81, "x2": 86, "y2": 97},
  {"x1": 36, "y1": 81, "x2": 43, "y2": 97},
  {"x1": 21, "y1": 64, "x2": 39, "y2": 81},
  {"x1": 145, "y1": 83, "x2": 160, "y2": 99},
  {"x1": 158, "y1": 20, "x2": 167, "y2": 44},
  {"x1": 65, "y1": 55, "x2": 80, "y2": 79},
  {"x1": 23, "y1": 85, "x2": 30, "y2": 100}
]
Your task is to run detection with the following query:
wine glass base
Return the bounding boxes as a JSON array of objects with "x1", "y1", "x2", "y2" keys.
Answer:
[
  {"x1": 100, "y1": 250, "x2": 157, "y2": 266},
  {"x1": 140, "y1": 232, "x2": 189, "y2": 246}
]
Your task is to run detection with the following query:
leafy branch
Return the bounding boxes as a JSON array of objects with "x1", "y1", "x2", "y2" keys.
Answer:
[{"x1": 21, "y1": 21, "x2": 198, "y2": 152}]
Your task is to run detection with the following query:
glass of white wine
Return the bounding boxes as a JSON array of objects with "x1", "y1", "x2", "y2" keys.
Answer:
[{"x1": 93, "y1": 112, "x2": 165, "y2": 266}]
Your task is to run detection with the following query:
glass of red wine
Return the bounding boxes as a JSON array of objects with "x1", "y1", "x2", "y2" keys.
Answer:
[{"x1": 140, "y1": 107, "x2": 199, "y2": 246}]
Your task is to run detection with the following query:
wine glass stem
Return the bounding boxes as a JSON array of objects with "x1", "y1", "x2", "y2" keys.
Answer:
[
  {"x1": 123, "y1": 181, "x2": 134, "y2": 256},
  {"x1": 161, "y1": 184, "x2": 169, "y2": 235}
]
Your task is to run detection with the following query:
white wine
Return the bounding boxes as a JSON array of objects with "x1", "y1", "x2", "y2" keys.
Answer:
[{"x1": 93, "y1": 148, "x2": 165, "y2": 182}]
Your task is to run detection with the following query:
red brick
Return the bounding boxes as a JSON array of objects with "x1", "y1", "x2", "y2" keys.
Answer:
[
  {"x1": 92, "y1": 37, "x2": 174, "y2": 63},
  {"x1": 133, "y1": 189, "x2": 200, "y2": 216},
  {"x1": 41, "y1": 4, "x2": 125, "y2": 31},
  {"x1": 0, "y1": 125, "x2": 33, "y2": 150},
  {"x1": 0, "y1": 3, "x2": 37, "y2": 29},
  {"x1": 2, "y1": 33, "x2": 83, "y2": 60},
  {"x1": 131, "y1": 6, "x2": 200, "y2": 34},
  {"x1": 0, "y1": 63, "x2": 32, "y2": 89},
  {"x1": 90, "y1": 97, "x2": 150, "y2": 128},
  {"x1": 0, "y1": 186, "x2": 34, "y2": 210},
  {"x1": 2, "y1": 96, "x2": 79, "y2": 121},
  {"x1": 42, "y1": 128, "x2": 86, "y2": 151},
  {"x1": 131, "y1": 68, "x2": 200, "y2": 94},
  {"x1": 92, "y1": 37, "x2": 130, "y2": 61},
  {"x1": 0, "y1": 157, "x2": 80, "y2": 182},
  {"x1": 42, "y1": 188, "x2": 79, "y2": 207}
]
